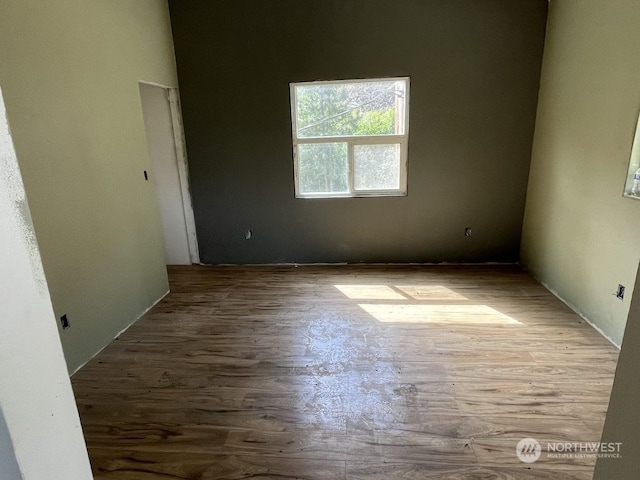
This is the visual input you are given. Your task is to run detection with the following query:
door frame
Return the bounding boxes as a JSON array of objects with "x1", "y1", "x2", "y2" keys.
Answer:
[{"x1": 139, "y1": 81, "x2": 200, "y2": 264}]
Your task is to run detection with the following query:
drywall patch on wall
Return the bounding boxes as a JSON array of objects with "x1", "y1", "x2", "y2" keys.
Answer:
[{"x1": 0, "y1": 101, "x2": 47, "y2": 297}]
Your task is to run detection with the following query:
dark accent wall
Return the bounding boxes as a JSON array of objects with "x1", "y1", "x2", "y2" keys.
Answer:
[{"x1": 169, "y1": 0, "x2": 547, "y2": 264}]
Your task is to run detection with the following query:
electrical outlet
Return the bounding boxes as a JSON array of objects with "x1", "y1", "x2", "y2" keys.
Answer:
[
  {"x1": 60, "y1": 314, "x2": 70, "y2": 330},
  {"x1": 464, "y1": 227, "x2": 472, "y2": 237},
  {"x1": 616, "y1": 284, "x2": 625, "y2": 300}
]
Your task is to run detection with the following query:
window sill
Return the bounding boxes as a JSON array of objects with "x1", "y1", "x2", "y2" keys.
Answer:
[{"x1": 296, "y1": 191, "x2": 407, "y2": 199}]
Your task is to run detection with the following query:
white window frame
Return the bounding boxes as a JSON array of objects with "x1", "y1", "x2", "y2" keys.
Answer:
[
  {"x1": 290, "y1": 77, "x2": 410, "y2": 199},
  {"x1": 624, "y1": 108, "x2": 640, "y2": 200}
]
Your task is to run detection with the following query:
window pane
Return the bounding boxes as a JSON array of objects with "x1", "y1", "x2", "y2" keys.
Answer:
[
  {"x1": 295, "y1": 80, "x2": 406, "y2": 138},
  {"x1": 298, "y1": 143, "x2": 349, "y2": 194},
  {"x1": 354, "y1": 144, "x2": 401, "y2": 190}
]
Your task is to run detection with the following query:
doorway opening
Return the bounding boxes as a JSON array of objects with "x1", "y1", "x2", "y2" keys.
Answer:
[{"x1": 139, "y1": 82, "x2": 199, "y2": 265}]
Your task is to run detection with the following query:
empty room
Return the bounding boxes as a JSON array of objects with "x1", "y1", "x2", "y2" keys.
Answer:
[{"x1": 1, "y1": 1, "x2": 640, "y2": 479}]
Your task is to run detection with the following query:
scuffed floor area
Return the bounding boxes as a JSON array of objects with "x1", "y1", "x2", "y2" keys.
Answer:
[{"x1": 72, "y1": 265, "x2": 618, "y2": 479}]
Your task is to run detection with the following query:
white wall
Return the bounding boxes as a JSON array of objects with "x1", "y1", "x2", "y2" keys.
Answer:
[
  {"x1": 0, "y1": 410, "x2": 22, "y2": 480},
  {"x1": 521, "y1": 0, "x2": 640, "y2": 346},
  {"x1": 0, "y1": 88, "x2": 92, "y2": 479},
  {"x1": 594, "y1": 262, "x2": 640, "y2": 477}
]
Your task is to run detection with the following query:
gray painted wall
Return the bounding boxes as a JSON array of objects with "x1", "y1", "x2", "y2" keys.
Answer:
[{"x1": 169, "y1": 0, "x2": 547, "y2": 264}]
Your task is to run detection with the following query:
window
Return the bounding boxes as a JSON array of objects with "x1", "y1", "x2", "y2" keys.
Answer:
[
  {"x1": 290, "y1": 77, "x2": 409, "y2": 198},
  {"x1": 624, "y1": 109, "x2": 640, "y2": 200}
]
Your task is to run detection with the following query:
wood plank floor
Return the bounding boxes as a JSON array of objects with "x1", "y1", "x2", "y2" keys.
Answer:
[{"x1": 72, "y1": 265, "x2": 619, "y2": 479}]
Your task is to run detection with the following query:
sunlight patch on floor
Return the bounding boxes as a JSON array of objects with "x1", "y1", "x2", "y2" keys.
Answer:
[
  {"x1": 358, "y1": 304, "x2": 521, "y2": 325},
  {"x1": 334, "y1": 284, "x2": 469, "y2": 301},
  {"x1": 334, "y1": 285, "x2": 407, "y2": 300},
  {"x1": 395, "y1": 285, "x2": 468, "y2": 301}
]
